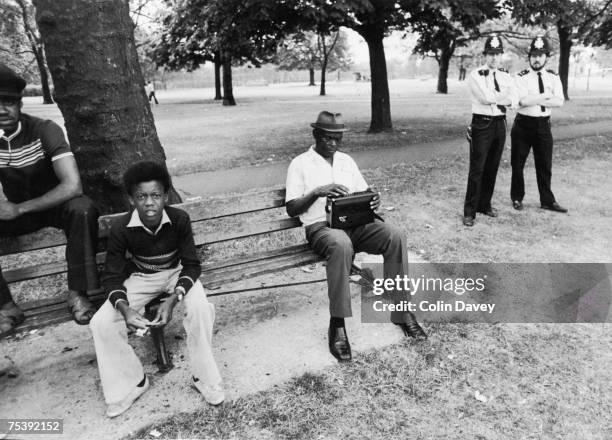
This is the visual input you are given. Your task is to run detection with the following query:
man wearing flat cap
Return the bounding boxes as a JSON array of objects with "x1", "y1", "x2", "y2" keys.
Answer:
[
  {"x1": 510, "y1": 35, "x2": 567, "y2": 213},
  {"x1": 0, "y1": 64, "x2": 100, "y2": 337},
  {"x1": 285, "y1": 111, "x2": 427, "y2": 363}
]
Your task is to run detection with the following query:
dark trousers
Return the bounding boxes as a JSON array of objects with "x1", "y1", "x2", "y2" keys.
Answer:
[
  {"x1": 464, "y1": 115, "x2": 506, "y2": 217},
  {"x1": 0, "y1": 195, "x2": 100, "y2": 307},
  {"x1": 306, "y1": 221, "x2": 408, "y2": 320},
  {"x1": 148, "y1": 92, "x2": 158, "y2": 104},
  {"x1": 510, "y1": 114, "x2": 555, "y2": 206}
]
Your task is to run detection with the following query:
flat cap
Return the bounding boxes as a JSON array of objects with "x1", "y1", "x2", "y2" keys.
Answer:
[{"x1": 0, "y1": 64, "x2": 26, "y2": 98}]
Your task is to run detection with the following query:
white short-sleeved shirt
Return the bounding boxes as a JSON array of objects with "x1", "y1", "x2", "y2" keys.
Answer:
[
  {"x1": 515, "y1": 68, "x2": 564, "y2": 117},
  {"x1": 468, "y1": 64, "x2": 517, "y2": 116},
  {"x1": 285, "y1": 146, "x2": 368, "y2": 226}
]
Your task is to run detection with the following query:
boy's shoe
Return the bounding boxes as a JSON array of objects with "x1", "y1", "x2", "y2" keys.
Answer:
[
  {"x1": 106, "y1": 375, "x2": 150, "y2": 418},
  {"x1": 192, "y1": 376, "x2": 225, "y2": 406}
]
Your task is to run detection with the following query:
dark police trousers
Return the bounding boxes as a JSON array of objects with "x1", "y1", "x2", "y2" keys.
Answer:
[
  {"x1": 305, "y1": 220, "x2": 408, "y2": 321},
  {"x1": 464, "y1": 114, "x2": 506, "y2": 218},
  {"x1": 0, "y1": 195, "x2": 100, "y2": 307},
  {"x1": 510, "y1": 114, "x2": 556, "y2": 206}
]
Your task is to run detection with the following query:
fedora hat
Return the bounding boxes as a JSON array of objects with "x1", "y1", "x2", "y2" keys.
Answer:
[{"x1": 310, "y1": 111, "x2": 347, "y2": 132}]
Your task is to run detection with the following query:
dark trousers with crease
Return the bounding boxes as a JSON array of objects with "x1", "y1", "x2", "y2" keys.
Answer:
[
  {"x1": 0, "y1": 195, "x2": 100, "y2": 307},
  {"x1": 306, "y1": 220, "x2": 408, "y2": 322},
  {"x1": 510, "y1": 114, "x2": 556, "y2": 206},
  {"x1": 464, "y1": 114, "x2": 506, "y2": 218}
]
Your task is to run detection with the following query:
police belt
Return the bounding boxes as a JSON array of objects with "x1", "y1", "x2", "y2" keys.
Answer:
[{"x1": 472, "y1": 114, "x2": 506, "y2": 121}]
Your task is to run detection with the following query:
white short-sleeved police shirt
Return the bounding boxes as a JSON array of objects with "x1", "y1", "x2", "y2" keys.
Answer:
[
  {"x1": 515, "y1": 68, "x2": 564, "y2": 117},
  {"x1": 285, "y1": 146, "x2": 368, "y2": 226}
]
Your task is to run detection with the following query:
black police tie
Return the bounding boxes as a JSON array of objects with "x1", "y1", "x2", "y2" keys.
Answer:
[
  {"x1": 493, "y1": 71, "x2": 506, "y2": 113},
  {"x1": 538, "y1": 72, "x2": 546, "y2": 112}
]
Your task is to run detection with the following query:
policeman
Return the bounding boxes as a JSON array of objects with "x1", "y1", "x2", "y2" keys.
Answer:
[
  {"x1": 463, "y1": 35, "x2": 516, "y2": 227},
  {"x1": 511, "y1": 35, "x2": 567, "y2": 213}
]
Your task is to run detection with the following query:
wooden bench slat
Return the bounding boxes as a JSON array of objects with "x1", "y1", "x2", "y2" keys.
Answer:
[
  {"x1": 202, "y1": 244, "x2": 313, "y2": 271},
  {"x1": 0, "y1": 189, "x2": 289, "y2": 257},
  {"x1": 196, "y1": 217, "x2": 302, "y2": 245}
]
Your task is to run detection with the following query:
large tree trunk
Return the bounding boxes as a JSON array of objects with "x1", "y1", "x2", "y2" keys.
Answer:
[
  {"x1": 319, "y1": 58, "x2": 327, "y2": 96},
  {"x1": 557, "y1": 22, "x2": 572, "y2": 101},
  {"x1": 436, "y1": 44, "x2": 454, "y2": 94},
  {"x1": 33, "y1": 0, "x2": 180, "y2": 213},
  {"x1": 37, "y1": 52, "x2": 53, "y2": 104},
  {"x1": 309, "y1": 67, "x2": 315, "y2": 86},
  {"x1": 214, "y1": 51, "x2": 222, "y2": 100},
  {"x1": 358, "y1": 25, "x2": 392, "y2": 133},
  {"x1": 221, "y1": 52, "x2": 236, "y2": 106}
]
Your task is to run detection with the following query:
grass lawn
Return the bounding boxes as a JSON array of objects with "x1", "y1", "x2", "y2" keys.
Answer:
[
  {"x1": 21, "y1": 77, "x2": 612, "y2": 175},
  {"x1": 134, "y1": 323, "x2": 611, "y2": 440},
  {"x1": 130, "y1": 134, "x2": 612, "y2": 440}
]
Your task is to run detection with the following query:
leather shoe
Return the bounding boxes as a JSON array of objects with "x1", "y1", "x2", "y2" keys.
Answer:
[
  {"x1": 328, "y1": 325, "x2": 352, "y2": 362},
  {"x1": 478, "y1": 207, "x2": 498, "y2": 217},
  {"x1": 463, "y1": 216, "x2": 475, "y2": 227},
  {"x1": 512, "y1": 200, "x2": 523, "y2": 211},
  {"x1": 541, "y1": 202, "x2": 568, "y2": 213},
  {"x1": 394, "y1": 313, "x2": 427, "y2": 340},
  {"x1": 66, "y1": 291, "x2": 96, "y2": 325}
]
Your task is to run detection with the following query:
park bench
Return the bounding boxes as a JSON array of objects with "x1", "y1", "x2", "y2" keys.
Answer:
[{"x1": 1, "y1": 188, "x2": 333, "y2": 371}]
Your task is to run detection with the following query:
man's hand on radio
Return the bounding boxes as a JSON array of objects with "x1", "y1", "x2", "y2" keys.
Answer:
[
  {"x1": 315, "y1": 183, "x2": 350, "y2": 198},
  {"x1": 370, "y1": 193, "x2": 381, "y2": 211}
]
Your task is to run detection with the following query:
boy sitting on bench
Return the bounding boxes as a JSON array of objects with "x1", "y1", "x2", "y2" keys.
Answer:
[{"x1": 89, "y1": 161, "x2": 224, "y2": 418}]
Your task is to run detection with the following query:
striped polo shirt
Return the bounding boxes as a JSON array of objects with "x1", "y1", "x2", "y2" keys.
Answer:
[{"x1": 0, "y1": 113, "x2": 73, "y2": 203}]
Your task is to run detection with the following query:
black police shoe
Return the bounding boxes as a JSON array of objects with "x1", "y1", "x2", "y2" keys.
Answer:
[
  {"x1": 541, "y1": 202, "x2": 568, "y2": 213},
  {"x1": 463, "y1": 216, "x2": 475, "y2": 227}
]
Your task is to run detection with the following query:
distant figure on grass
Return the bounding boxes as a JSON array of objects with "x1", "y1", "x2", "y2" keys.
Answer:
[
  {"x1": 0, "y1": 64, "x2": 99, "y2": 337},
  {"x1": 285, "y1": 111, "x2": 427, "y2": 363},
  {"x1": 510, "y1": 36, "x2": 567, "y2": 213},
  {"x1": 89, "y1": 161, "x2": 224, "y2": 418},
  {"x1": 145, "y1": 81, "x2": 158, "y2": 105},
  {"x1": 459, "y1": 65, "x2": 467, "y2": 81},
  {"x1": 462, "y1": 35, "x2": 517, "y2": 227}
]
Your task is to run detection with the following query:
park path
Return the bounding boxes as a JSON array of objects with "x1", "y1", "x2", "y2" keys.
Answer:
[{"x1": 174, "y1": 119, "x2": 612, "y2": 196}]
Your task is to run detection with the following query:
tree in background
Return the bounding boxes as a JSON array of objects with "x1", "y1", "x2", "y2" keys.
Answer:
[
  {"x1": 406, "y1": 0, "x2": 505, "y2": 94},
  {"x1": 1, "y1": 0, "x2": 53, "y2": 103},
  {"x1": 33, "y1": 0, "x2": 180, "y2": 213},
  {"x1": 154, "y1": 0, "x2": 296, "y2": 106},
  {"x1": 275, "y1": 29, "x2": 352, "y2": 95},
  {"x1": 512, "y1": 0, "x2": 612, "y2": 100}
]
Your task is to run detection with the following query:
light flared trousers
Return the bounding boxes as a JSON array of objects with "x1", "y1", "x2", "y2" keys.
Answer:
[{"x1": 90, "y1": 267, "x2": 221, "y2": 404}]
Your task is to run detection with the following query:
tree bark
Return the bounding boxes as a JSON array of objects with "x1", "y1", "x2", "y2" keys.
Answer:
[
  {"x1": 358, "y1": 25, "x2": 392, "y2": 133},
  {"x1": 33, "y1": 0, "x2": 180, "y2": 213},
  {"x1": 309, "y1": 67, "x2": 315, "y2": 86},
  {"x1": 436, "y1": 43, "x2": 455, "y2": 94},
  {"x1": 557, "y1": 22, "x2": 572, "y2": 101},
  {"x1": 214, "y1": 51, "x2": 222, "y2": 100},
  {"x1": 221, "y1": 52, "x2": 236, "y2": 106}
]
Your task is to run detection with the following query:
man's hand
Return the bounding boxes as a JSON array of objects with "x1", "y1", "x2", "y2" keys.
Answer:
[
  {"x1": 370, "y1": 192, "x2": 381, "y2": 211},
  {"x1": 150, "y1": 294, "x2": 179, "y2": 327},
  {"x1": 0, "y1": 201, "x2": 20, "y2": 221},
  {"x1": 120, "y1": 307, "x2": 153, "y2": 331},
  {"x1": 313, "y1": 183, "x2": 350, "y2": 198}
]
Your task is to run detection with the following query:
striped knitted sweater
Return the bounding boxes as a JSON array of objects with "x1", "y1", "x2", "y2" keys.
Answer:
[{"x1": 103, "y1": 206, "x2": 201, "y2": 307}]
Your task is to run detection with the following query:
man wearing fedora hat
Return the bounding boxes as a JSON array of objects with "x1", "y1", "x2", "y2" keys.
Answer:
[
  {"x1": 463, "y1": 35, "x2": 517, "y2": 227},
  {"x1": 510, "y1": 35, "x2": 567, "y2": 213},
  {"x1": 285, "y1": 111, "x2": 427, "y2": 362},
  {"x1": 0, "y1": 64, "x2": 100, "y2": 337}
]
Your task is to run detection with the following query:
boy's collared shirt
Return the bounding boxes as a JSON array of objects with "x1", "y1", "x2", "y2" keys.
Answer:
[
  {"x1": 285, "y1": 146, "x2": 368, "y2": 226},
  {"x1": 103, "y1": 206, "x2": 201, "y2": 308}
]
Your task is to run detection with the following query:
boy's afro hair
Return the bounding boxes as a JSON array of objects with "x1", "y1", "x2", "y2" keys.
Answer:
[{"x1": 123, "y1": 160, "x2": 171, "y2": 195}]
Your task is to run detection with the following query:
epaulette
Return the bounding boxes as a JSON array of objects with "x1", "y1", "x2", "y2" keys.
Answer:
[
  {"x1": 498, "y1": 67, "x2": 507, "y2": 73},
  {"x1": 518, "y1": 69, "x2": 529, "y2": 76},
  {"x1": 546, "y1": 69, "x2": 558, "y2": 75},
  {"x1": 478, "y1": 69, "x2": 489, "y2": 76}
]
